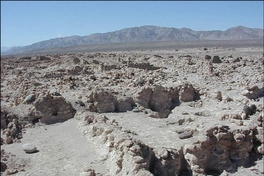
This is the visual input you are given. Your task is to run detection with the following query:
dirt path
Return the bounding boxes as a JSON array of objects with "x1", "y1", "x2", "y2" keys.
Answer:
[{"x1": 1, "y1": 118, "x2": 107, "y2": 176}]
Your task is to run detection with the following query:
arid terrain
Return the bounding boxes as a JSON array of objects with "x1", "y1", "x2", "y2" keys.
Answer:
[{"x1": 1, "y1": 44, "x2": 263, "y2": 176}]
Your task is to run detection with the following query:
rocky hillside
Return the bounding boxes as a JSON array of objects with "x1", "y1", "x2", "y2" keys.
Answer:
[{"x1": 3, "y1": 25, "x2": 263, "y2": 55}]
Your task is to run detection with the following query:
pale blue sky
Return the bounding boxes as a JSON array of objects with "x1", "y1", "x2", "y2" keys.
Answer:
[{"x1": 1, "y1": 1, "x2": 263, "y2": 47}]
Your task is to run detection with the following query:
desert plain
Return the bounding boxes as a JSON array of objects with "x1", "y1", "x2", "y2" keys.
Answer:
[{"x1": 0, "y1": 43, "x2": 263, "y2": 176}]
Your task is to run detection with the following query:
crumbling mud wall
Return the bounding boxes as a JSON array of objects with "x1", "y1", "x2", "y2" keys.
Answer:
[{"x1": 76, "y1": 112, "x2": 263, "y2": 176}]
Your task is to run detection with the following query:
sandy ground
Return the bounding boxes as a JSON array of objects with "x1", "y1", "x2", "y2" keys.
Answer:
[{"x1": 1, "y1": 118, "x2": 108, "y2": 176}]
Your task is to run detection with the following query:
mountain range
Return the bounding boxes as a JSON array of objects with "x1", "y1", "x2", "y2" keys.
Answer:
[
  {"x1": 1, "y1": 46, "x2": 19, "y2": 53},
  {"x1": 2, "y1": 25, "x2": 263, "y2": 55}
]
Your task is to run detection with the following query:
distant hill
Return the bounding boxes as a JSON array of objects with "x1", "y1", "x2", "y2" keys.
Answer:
[
  {"x1": 3, "y1": 25, "x2": 263, "y2": 55},
  {"x1": 1, "y1": 46, "x2": 21, "y2": 53}
]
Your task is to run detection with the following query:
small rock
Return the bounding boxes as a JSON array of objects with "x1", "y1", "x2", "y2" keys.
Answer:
[
  {"x1": 257, "y1": 144, "x2": 264, "y2": 155},
  {"x1": 49, "y1": 89, "x2": 61, "y2": 96},
  {"x1": 249, "y1": 104, "x2": 257, "y2": 114},
  {"x1": 79, "y1": 169, "x2": 96, "y2": 176},
  {"x1": 23, "y1": 94, "x2": 36, "y2": 104},
  {"x1": 257, "y1": 115, "x2": 263, "y2": 123},
  {"x1": 179, "y1": 130, "x2": 193, "y2": 139},
  {"x1": 220, "y1": 170, "x2": 230, "y2": 176},
  {"x1": 0, "y1": 138, "x2": 4, "y2": 145},
  {"x1": 241, "y1": 90, "x2": 250, "y2": 96},
  {"x1": 230, "y1": 114, "x2": 242, "y2": 120},
  {"x1": 243, "y1": 105, "x2": 252, "y2": 116},
  {"x1": 132, "y1": 108, "x2": 140, "y2": 112},
  {"x1": 75, "y1": 100, "x2": 85, "y2": 106},
  {"x1": 241, "y1": 112, "x2": 247, "y2": 120},
  {"x1": 79, "y1": 172, "x2": 90, "y2": 176},
  {"x1": 255, "y1": 127, "x2": 264, "y2": 143},
  {"x1": 1, "y1": 162, "x2": 7, "y2": 172},
  {"x1": 7, "y1": 168, "x2": 18, "y2": 175},
  {"x1": 241, "y1": 85, "x2": 263, "y2": 99},
  {"x1": 133, "y1": 156, "x2": 145, "y2": 163},
  {"x1": 22, "y1": 143, "x2": 37, "y2": 153},
  {"x1": 205, "y1": 55, "x2": 211, "y2": 60},
  {"x1": 182, "y1": 111, "x2": 189, "y2": 115},
  {"x1": 215, "y1": 91, "x2": 222, "y2": 101},
  {"x1": 159, "y1": 149, "x2": 169, "y2": 159},
  {"x1": 90, "y1": 75, "x2": 96, "y2": 81},
  {"x1": 135, "y1": 77, "x2": 145, "y2": 86},
  {"x1": 232, "y1": 57, "x2": 242, "y2": 63},
  {"x1": 6, "y1": 136, "x2": 13, "y2": 144}
]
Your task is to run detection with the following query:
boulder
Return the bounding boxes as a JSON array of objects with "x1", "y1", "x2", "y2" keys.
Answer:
[
  {"x1": 73, "y1": 57, "x2": 80, "y2": 64},
  {"x1": 32, "y1": 94, "x2": 76, "y2": 124},
  {"x1": 212, "y1": 56, "x2": 222, "y2": 63},
  {"x1": 68, "y1": 66, "x2": 83, "y2": 75},
  {"x1": 39, "y1": 56, "x2": 51, "y2": 61},
  {"x1": 179, "y1": 83, "x2": 197, "y2": 102},
  {"x1": 133, "y1": 87, "x2": 152, "y2": 108},
  {"x1": 116, "y1": 97, "x2": 134, "y2": 112},
  {"x1": 74, "y1": 66, "x2": 83, "y2": 73},
  {"x1": 243, "y1": 105, "x2": 252, "y2": 116}
]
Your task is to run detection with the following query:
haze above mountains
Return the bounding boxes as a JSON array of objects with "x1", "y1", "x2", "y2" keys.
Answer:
[{"x1": 2, "y1": 25, "x2": 263, "y2": 55}]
